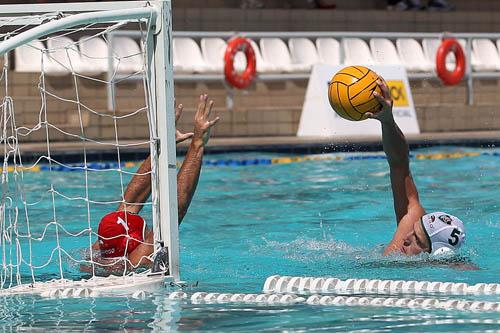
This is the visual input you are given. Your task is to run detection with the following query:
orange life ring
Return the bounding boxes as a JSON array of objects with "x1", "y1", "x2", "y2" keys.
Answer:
[
  {"x1": 436, "y1": 38, "x2": 465, "y2": 86},
  {"x1": 224, "y1": 37, "x2": 256, "y2": 89}
]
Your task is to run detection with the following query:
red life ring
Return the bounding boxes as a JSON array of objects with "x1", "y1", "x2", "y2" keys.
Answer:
[
  {"x1": 436, "y1": 38, "x2": 466, "y2": 86},
  {"x1": 224, "y1": 37, "x2": 256, "y2": 89}
]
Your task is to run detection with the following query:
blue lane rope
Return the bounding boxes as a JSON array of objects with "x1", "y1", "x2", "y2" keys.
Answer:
[
  {"x1": 3, "y1": 151, "x2": 498, "y2": 172},
  {"x1": 39, "y1": 162, "x2": 124, "y2": 172}
]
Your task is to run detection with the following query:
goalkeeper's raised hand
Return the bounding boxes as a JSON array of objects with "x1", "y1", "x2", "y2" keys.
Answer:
[
  {"x1": 192, "y1": 94, "x2": 220, "y2": 147},
  {"x1": 175, "y1": 102, "x2": 194, "y2": 144}
]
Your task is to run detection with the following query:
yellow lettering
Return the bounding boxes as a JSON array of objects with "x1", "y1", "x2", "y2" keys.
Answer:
[{"x1": 386, "y1": 80, "x2": 409, "y2": 107}]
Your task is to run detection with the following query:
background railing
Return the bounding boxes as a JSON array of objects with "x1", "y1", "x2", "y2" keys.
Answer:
[{"x1": 107, "y1": 30, "x2": 500, "y2": 110}]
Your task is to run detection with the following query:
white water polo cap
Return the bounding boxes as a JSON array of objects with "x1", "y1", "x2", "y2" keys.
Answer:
[{"x1": 420, "y1": 212, "x2": 466, "y2": 255}]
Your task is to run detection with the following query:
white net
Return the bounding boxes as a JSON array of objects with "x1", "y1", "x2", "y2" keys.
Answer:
[{"x1": 0, "y1": 6, "x2": 172, "y2": 294}]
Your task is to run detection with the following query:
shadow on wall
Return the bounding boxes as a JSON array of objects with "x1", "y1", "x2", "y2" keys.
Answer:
[{"x1": 174, "y1": 0, "x2": 375, "y2": 9}]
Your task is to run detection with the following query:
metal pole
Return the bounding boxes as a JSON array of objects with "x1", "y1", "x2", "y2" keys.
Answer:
[
  {"x1": 106, "y1": 32, "x2": 115, "y2": 111},
  {"x1": 339, "y1": 39, "x2": 345, "y2": 65},
  {"x1": 466, "y1": 37, "x2": 474, "y2": 105},
  {"x1": 0, "y1": 1, "x2": 153, "y2": 15},
  {"x1": 0, "y1": 7, "x2": 156, "y2": 56},
  {"x1": 152, "y1": 0, "x2": 179, "y2": 280},
  {"x1": 172, "y1": 30, "x2": 500, "y2": 40},
  {"x1": 106, "y1": 29, "x2": 500, "y2": 110}
]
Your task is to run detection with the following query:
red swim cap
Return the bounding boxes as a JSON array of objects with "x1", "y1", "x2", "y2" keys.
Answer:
[{"x1": 98, "y1": 211, "x2": 145, "y2": 258}]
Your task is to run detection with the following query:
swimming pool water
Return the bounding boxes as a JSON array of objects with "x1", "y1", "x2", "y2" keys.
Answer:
[{"x1": 1, "y1": 146, "x2": 499, "y2": 332}]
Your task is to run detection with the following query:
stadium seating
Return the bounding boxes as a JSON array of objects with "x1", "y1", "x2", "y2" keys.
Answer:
[
  {"x1": 288, "y1": 38, "x2": 319, "y2": 71},
  {"x1": 173, "y1": 37, "x2": 214, "y2": 73},
  {"x1": 201, "y1": 37, "x2": 247, "y2": 73},
  {"x1": 457, "y1": 39, "x2": 484, "y2": 72},
  {"x1": 315, "y1": 38, "x2": 340, "y2": 66},
  {"x1": 342, "y1": 38, "x2": 375, "y2": 66},
  {"x1": 472, "y1": 39, "x2": 500, "y2": 71},
  {"x1": 248, "y1": 39, "x2": 279, "y2": 73},
  {"x1": 233, "y1": 51, "x2": 248, "y2": 73},
  {"x1": 423, "y1": 38, "x2": 487, "y2": 72},
  {"x1": 16, "y1": 35, "x2": 500, "y2": 75},
  {"x1": 172, "y1": 40, "x2": 193, "y2": 74},
  {"x1": 110, "y1": 37, "x2": 143, "y2": 73},
  {"x1": 260, "y1": 38, "x2": 310, "y2": 73},
  {"x1": 422, "y1": 38, "x2": 452, "y2": 71},
  {"x1": 15, "y1": 39, "x2": 47, "y2": 73},
  {"x1": 45, "y1": 37, "x2": 82, "y2": 75},
  {"x1": 201, "y1": 37, "x2": 226, "y2": 72},
  {"x1": 396, "y1": 38, "x2": 433, "y2": 72},
  {"x1": 78, "y1": 37, "x2": 109, "y2": 74},
  {"x1": 369, "y1": 38, "x2": 402, "y2": 66},
  {"x1": 15, "y1": 38, "x2": 82, "y2": 75}
]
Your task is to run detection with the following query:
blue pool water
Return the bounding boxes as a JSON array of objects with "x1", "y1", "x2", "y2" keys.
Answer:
[{"x1": 1, "y1": 146, "x2": 499, "y2": 331}]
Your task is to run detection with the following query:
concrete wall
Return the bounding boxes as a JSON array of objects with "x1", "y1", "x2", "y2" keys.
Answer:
[
  {"x1": 413, "y1": 80, "x2": 500, "y2": 132},
  {"x1": 173, "y1": 0, "x2": 500, "y2": 11},
  {"x1": 173, "y1": 0, "x2": 382, "y2": 10},
  {"x1": 174, "y1": 81, "x2": 303, "y2": 137},
  {"x1": 173, "y1": 9, "x2": 500, "y2": 33},
  {"x1": 6, "y1": 70, "x2": 499, "y2": 144},
  {"x1": 4, "y1": 4, "x2": 500, "y2": 143},
  {"x1": 7, "y1": 72, "x2": 149, "y2": 144},
  {"x1": 176, "y1": 79, "x2": 500, "y2": 136}
]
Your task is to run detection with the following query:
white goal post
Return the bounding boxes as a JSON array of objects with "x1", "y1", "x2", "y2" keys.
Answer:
[{"x1": 0, "y1": 1, "x2": 179, "y2": 295}]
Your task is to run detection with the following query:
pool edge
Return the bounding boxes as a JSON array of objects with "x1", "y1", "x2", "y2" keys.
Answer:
[{"x1": 15, "y1": 130, "x2": 500, "y2": 162}]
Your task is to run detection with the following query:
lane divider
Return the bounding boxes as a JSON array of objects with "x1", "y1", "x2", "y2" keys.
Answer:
[
  {"x1": 415, "y1": 152, "x2": 482, "y2": 160},
  {"x1": 0, "y1": 165, "x2": 41, "y2": 173},
  {"x1": 166, "y1": 291, "x2": 500, "y2": 313},
  {"x1": 2, "y1": 151, "x2": 497, "y2": 172},
  {"x1": 262, "y1": 275, "x2": 500, "y2": 296},
  {"x1": 200, "y1": 151, "x2": 491, "y2": 167}
]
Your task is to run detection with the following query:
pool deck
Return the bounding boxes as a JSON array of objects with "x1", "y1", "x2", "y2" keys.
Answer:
[
  {"x1": 191, "y1": 130, "x2": 500, "y2": 153},
  {"x1": 19, "y1": 130, "x2": 500, "y2": 153},
  {"x1": 15, "y1": 130, "x2": 500, "y2": 161}
]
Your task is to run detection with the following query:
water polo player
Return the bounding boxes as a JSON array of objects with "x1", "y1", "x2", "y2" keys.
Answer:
[
  {"x1": 366, "y1": 79, "x2": 466, "y2": 257},
  {"x1": 83, "y1": 94, "x2": 219, "y2": 274}
]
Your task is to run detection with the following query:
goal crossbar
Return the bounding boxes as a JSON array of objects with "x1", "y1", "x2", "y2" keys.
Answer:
[
  {"x1": 0, "y1": 7, "x2": 156, "y2": 56},
  {"x1": 0, "y1": 0, "x2": 179, "y2": 295},
  {"x1": 0, "y1": 1, "x2": 153, "y2": 16}
]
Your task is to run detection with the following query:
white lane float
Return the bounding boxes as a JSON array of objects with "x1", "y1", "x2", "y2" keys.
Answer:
[
  {"x1": 165, "y1": 291, "x2": 500, "y2": 313},
  {"x1": 262, "y1": 275, "x2": 500, "y2": 295}
]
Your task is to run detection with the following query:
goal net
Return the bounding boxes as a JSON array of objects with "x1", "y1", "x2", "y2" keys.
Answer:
[{"x1": 0, "y1": 1, "x2": 179, "y2": 296}]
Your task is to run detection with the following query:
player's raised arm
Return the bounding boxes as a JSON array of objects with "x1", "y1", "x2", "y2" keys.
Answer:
[
  {"x1": 368, "y1": 82, "x2": 467, "y2": 257},
  {"x1": 127, "y1": 95, "x2": 217, "y2": 269},
  {"x1": 366, "y1": 79, "x2": 425, "y2": 227},
  {"x1": 91, "y1": 96, "x2": 218, "y2": 273},
  {"x1": 177, "y1": 94, "x2": 219, "y2": 223},
  {"x1": 117, "y1": 103, "x2": 195, "y2": 215}
]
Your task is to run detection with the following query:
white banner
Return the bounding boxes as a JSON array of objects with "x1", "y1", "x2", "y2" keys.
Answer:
[{"x1": 297, "y1": 64, "x2": 420, "y2": 137}]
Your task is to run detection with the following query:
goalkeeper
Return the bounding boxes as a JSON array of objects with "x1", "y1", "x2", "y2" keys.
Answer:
[{"x1": 89, "y1": 94, "x2": 219, "y2": 273}]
